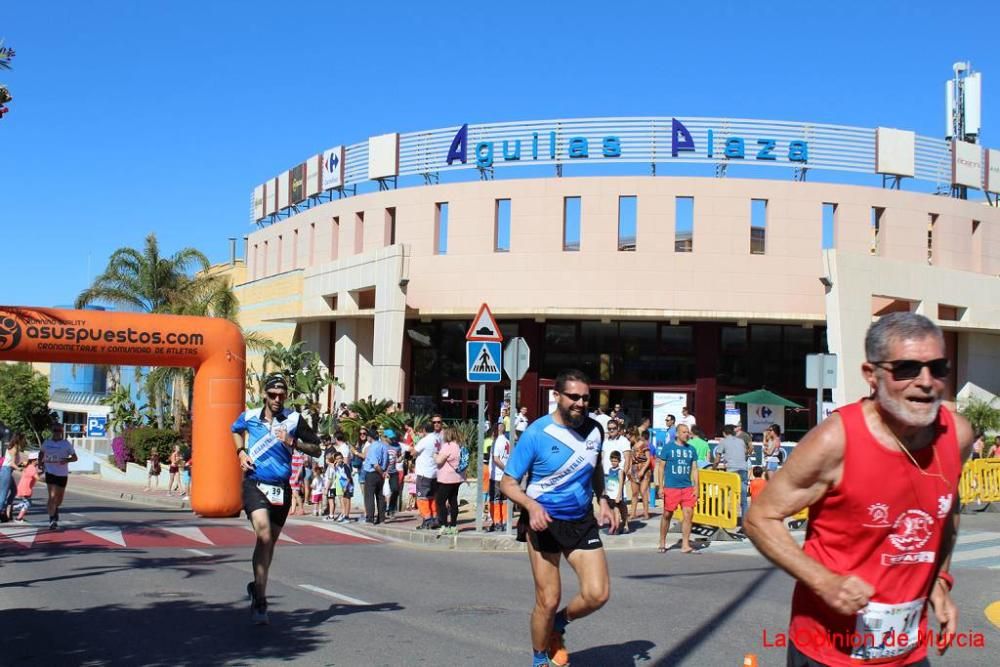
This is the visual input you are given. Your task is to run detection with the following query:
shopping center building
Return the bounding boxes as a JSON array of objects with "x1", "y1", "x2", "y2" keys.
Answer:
[{"x1": 230, "y1": 116, "x2": 1000, "y2": 436}]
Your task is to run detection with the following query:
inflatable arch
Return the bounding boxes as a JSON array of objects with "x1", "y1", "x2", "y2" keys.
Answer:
[{"x1": 0, "y1": 306, "x2": 245, "y2": 517}]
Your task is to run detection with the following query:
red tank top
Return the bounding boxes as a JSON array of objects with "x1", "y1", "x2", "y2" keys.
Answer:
[{"x1": 789, "y1": 400, "x2": 962, "y2": 666}]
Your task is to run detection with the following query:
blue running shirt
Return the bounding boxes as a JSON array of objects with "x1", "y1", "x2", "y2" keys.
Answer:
[
  {"x1": 662, "y1": 441, "x2": 697, "y2": 489},
  {"x1": 231, "y1": 407, "x2": 313, "y2": 485},
  {"x1": 504, "y1": 415, "x2": 603, "y2": 521}
]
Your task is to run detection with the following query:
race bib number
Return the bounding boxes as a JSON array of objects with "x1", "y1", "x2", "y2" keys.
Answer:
[
  {"x1": 851, "y1": 598, "x2": 924, "y2": 661},
  {"x1": 256, "y1": 482, "x2": 286, "y2": 506}
]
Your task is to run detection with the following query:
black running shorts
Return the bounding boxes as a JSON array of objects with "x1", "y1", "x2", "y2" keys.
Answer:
[
  {"x1": 242, "y1": 477, "x2": 292, "y2": 527},
  {"x1": 45, "y1": 473, "x2": 68, "y2": 488},
  {"x1": 517, "y1": 510, "x2": 603, "y2": 554}
]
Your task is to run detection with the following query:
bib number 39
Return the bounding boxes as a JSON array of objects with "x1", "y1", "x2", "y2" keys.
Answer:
[{"x1": 256, "y1": 482, "x2": 286, "y2": 507}]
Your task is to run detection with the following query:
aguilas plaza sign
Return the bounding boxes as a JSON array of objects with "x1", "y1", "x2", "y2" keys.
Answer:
[{"x1": 445, "y1": 118, "x2": 809, "y2": 169}]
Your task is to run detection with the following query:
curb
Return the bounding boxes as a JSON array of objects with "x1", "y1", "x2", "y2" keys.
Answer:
[{"x1": 71, "y1": 476, "x2": 190, "y2": 511}]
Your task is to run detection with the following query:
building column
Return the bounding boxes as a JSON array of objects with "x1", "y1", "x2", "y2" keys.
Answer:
[{"x1": 334, "y1": 319, "x2": 360, "y2": 404}]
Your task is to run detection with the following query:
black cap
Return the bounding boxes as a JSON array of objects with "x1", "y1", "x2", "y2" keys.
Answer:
[{"x1": 264, "y1": 373, "x2": 288, "y2": 391}]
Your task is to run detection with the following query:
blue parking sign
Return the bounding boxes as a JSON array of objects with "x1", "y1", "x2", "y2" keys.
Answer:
[{"x1": 87, "y1": 416, "x2": 107, "y2": 437}]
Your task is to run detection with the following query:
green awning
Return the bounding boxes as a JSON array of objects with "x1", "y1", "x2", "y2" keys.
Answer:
[{"x1": 720, "y1": 388, "x2": 803, "y2": 409}]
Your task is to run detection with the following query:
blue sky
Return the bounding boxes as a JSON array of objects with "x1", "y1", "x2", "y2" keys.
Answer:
[{"x1": 2, "y1": 1, "x2": 999, "y2": 306}]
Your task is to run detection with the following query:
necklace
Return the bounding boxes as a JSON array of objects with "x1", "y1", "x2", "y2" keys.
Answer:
[{"x1": 885, "y1": 426, "x2": 950, "y2": 483}]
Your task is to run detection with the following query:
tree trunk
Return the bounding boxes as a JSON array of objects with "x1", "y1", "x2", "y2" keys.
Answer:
[{"x1": 155, "y1": 390, "x2": 164, "y2": 429}]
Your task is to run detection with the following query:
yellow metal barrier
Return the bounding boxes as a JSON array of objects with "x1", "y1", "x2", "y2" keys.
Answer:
[
  {"x1": 672, "y1": 469, "x2": 741, "y2": 530},
  {"x1": 959, "y1": 457, "x2": 1000, "y2": 505}
]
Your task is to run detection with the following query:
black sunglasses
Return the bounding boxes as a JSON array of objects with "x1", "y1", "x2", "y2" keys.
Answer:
[
  {"x1": 266, "y1": 391, "x2": 286, "y2": 400},
  {"x1": 871, "y1": 358, "x2": 950, "y2": 381},
  {"x1": 559, "y1": 392, "x2": 590, "y2": 403}
]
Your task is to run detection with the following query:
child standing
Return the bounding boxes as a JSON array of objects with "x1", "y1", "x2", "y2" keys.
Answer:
[
  {"x1": 12, "y1": 455, "x2": 40, "y2": 523},
  {"x1": 603, "y1": 450, "x2": 626, "y2": 535},
  {"x1": 335, "y1": 456, "x2": 354, "y2": 522},
  {"x1": 748, "y1": 465, "x2": 768, "y2": 503},
  {"x1": 309, "y1": 464, "x2": 324, "y2": 516},
  {"x1": 323, "y1": 454, "x2": 339, "y2": 520},
  {"x1": 403, "y1": 460, "x2": 417, "y2": 511}
]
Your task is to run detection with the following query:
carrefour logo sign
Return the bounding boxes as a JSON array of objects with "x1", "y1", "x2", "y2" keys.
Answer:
[{"x1": 445, "y1": 119, "x2": 809, "y2": 168}]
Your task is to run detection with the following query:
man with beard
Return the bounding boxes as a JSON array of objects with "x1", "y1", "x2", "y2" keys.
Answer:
[
  {"x1": 745, "y1": 313, "x2": 973, "y2": 666},
  {"x1": 501, "y1": 369, "x2": 618, "y2": 667}
]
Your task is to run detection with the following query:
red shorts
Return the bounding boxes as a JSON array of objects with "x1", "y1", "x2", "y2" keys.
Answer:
[{"x1": 662, "y1": 486, "x2": 696, "y2": 511}]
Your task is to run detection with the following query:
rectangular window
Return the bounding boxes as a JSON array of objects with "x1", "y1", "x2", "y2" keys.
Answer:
[
  {"x1": 822, "y1": 203, "x2": 837, "y2": 249},
  {"x1": 870, "y1": 207, "x2": 884, "y2": 255},
  {"x1": 675, "y1": 196, "x2": 694, "y2": 252},
  {"x1": 495, "y1": 199, "x2": 511, "y2": 252},
  {"x1": 252, "y1": 243, "x2": 259, "y2": 279},
  {"x1": 750, "y1": 198, "x2": 767, "y2": 255},
  {"x1": 617, "y1": 195, "x2": 637, "y2": 251},
  {"x1": 927, "y1": 213, "x2": 938, "y2": 264},
  {"x1": 435, "y1": 202, "x2": 449, "y2": 255},
  {"x1": 263, "y1": 240, "x2": 269, "y2": 276},
  {"x1": 292, "y1": 229, "x2": 299, "y2": 269},
  {"x1": 309, "y1": 223, "x2": 316, "y2": 266},
  {"x1": 354, "y1": 212, "x2": 364, "y2": 254},
  {"x1": 277, "y1": 235, "x2": 283, "y2": 272},
  {"x1": 972, "y1": 219, "x2": 982, "y2": 272},
  {"x1": 330, "y1": 216, "x2": 340, "y2": 260},
  {"x1": 385, "y1": 207, "x2": 396, "y2": 246},
  {"x1": 563, "y1": 196, "x2": 581, "y2": 251}
]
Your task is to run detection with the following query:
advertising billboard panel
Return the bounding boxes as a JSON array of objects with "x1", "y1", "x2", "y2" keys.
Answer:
[
  {"x1": 253, "y1": 184, "x2": 265, "y2": 220},
  {"x1": 986, "y1": 149, "x2": 1000, "y2": 194},
  {"x1": 289, "y1": 163, "x2": 306, "y2": 204},
  {"x1": 277, "y1": 171, "x2": 290, "y2": 210},
  {"x1": 875, "y1": 127, "x2": 915, "y2": 177},
  {"x1": 305, "y1": 154, "x2": 321, "y2": 197},
  {"x1": 322, "y1": 145, "x2": 345, "y2": 190},
  {"x1": 952, "y1": 140, "x2": 982, "y2": 190},
  {"x1": 265, "y1": 178, "x2": 277, "y2": 216},
  {"x1": 368, "y1": 133, "x2": 400, "y2": 179}
]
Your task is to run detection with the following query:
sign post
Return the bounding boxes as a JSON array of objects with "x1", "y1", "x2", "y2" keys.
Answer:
[
  {"x1": 806, "y1": 353, "x2": 838, "y2": 427},
  {"x1": 466, "y1": 303, "x2": 503, "y2": 533},
  {"x1": 503, "y1": 337, "x2": 530, "y2": 535}
]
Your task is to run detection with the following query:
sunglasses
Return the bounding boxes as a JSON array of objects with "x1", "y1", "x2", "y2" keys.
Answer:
[
  {"x1": 871, "y1": 358, "x2": 950, "y2": 381},
  {"x1": 266, "y1": 391, "x2": 286, "y2": 400},
  {"x1": 559, "y1": 392, "x2": 590, "y2": 403}
]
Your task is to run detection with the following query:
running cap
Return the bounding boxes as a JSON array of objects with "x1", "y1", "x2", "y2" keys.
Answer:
[
  {"x1": 264, "y1": 373, "x2": 288, "y2": 391},
  {"x1": 383, "y1": 428, "x2": 397, "y2": 439}
]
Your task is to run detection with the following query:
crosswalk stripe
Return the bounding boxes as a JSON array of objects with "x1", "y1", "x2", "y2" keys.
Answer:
[
  {"x1": 288, "y1": 518, "x2": 380, "y2": 542},
  {"x1": 83, "y1": 526, "x2": 126, "y2": 547},
  {"x1": 954, "y1": 532, "x2": 1000, "y2": 546},
  {"x1": 0, "y1": 526, "x2": 38, "y2": 547},
  {"x1": 161, "y1": 526, "x2": 213, "y2": 545},
  {"x1": 952, "y1": 545, "x2": 1000, "y2": 564}
]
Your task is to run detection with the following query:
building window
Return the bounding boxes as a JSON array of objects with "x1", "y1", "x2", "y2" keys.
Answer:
[
  {"x1": 263, "y1": 240, "x2": 269, "y2": 276},
  {"x1": 277, "y1": 235, "x2": 283, "y2": 273},
  {"x1": 331, "y1": 216, "x2": 340, "y2": 260},
  {"x1": 385, "y1": 207, "x2": 396, "y2": 246},
  {"x1": 870, "y1": 207, "x2": 884, "y2": 255},
  {"x1": 292, "y1": 229, "x2": 299, "y2": 269},
  {"x1": 675, "y1": 196, "x2": 694, "y2": 252},
  {"x1": 926, "y1": 216, "x2": 934, "y2": 262},
  {"x1": 435, "y1": 202, "x2": 449, "y2": 255},
  {"x1": 563, "y1": 197, "x2": 581, "y2": 251},
  {"x1": 495, "y1": 199, "x2": 511, "y2": 252},
  {"x1": 354, "y1": 212, "x2": 364, "y2": 254},
  {"x1": 252, "y1": 244, "x2": 259, "y2": 279},
  {"x1": 972, "y1": 219, "x2": 982, "y2": 272},
  {"x1": 822, "y1": 203, "x2": 837, "y2": 249},
  {"x1": 750, "y1": 199, "x2": 767, "y2": 255},
  {"x1": 618, "y1": 195, "x2": 637, "y2": 251},
  {"x1": 309, "y1": 223, "x2": 316, "y2": 266}
]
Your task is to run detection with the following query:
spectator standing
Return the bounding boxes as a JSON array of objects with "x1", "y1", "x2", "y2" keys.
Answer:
[
  {"x1": 679, "y1": 406, "x2": 696, "y2": 428},
  {"x1": 361, "y1": 430, "x2": 389, "y2": 524},
  {"x1": 410, "y1": 420, "x2": 440, "y2": 530},
  {"x1": 628, "y1": 430, "x2": 652, "y2": 521},
  {"x1": 1, "y1": 433, "x2": 25, "y2": 520},
  {"x1": 659, "y1": 424, "x2": 699, "y2": 553},
  {"x1": 12, "y1": 453, "x2": 40, "y2": 523},
  {"x1": 489, "y1": 421, "x2": 511, "y2": 531},
  {"x1": 748, "y1": 465, "x2": 768, "y2": 503},
  {"x1": 601, "y1": 420, "x2": 631, "y2": 529},
  {"x1": 335, "y1": 454, "x2": 354, "y2": 522},
  {"x1": 309, "y1": 463, "x2": 324, "y2": 515},
  {"x1": 383, "y1": 429, "x2": 403, "y2": 518},
  {"x1": 289, "y1": 450, "x2": 306, "y2": 516},
  {"x1": 603, "y1": 451, "x2": 626, "y2": 535},
  {"x1": 763, "y1": 424, "x2": 784, "y2": 472},
  {"x1": 714, "y1": 424, "x2": 750, "y2": 523},
  {"x1": 403, "y1": 460, "x2": 417, "y2": 511},
  {"x1": 688, "y1": 426, "x2": 711, "y2": 467},
  {"x1": 515, "y1": 406, "x2": 530, "y2": 436},
  {"x1": 167, "y1": 445, "x2": 182, "y2": 495},
  {"x1": 434, "y1": 427, "x2": 465, "y2": 535},
  {"x1": 144, "y1": 450, "x2": 162, "y2": 493}
]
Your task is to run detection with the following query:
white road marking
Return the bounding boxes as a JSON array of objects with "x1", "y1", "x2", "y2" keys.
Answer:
[
  {"x1": 292, "y1": 518, "x2": 380, "y2": 542},
  {"x1": 298, "y1": 584, "x2": 370, "y2": 606},
  {"x1": 952, "y1": 545, "x2": 1000, "y2": 563},
  {"x1": 83, "y1": 526, "x2": 127, "y2": 547},
  {"x1": 0, "y1": 526, "x2": 38, "y2": 547},
  {"x1": 162, "y1": 526, "x2": 213, "y2": 545},
  {"x1": 186, "y1": 549, "x2": 212, "y2": 557},
  {"x1": 69, "y1": 512, "x2": 87, "y2": 517}
]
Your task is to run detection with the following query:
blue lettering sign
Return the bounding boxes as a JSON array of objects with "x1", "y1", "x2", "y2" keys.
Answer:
[
  {"x1": 789, "y1": 140, "x2": 808, "y2": 162},
  {"x1": 602, "y1": 136, "x2": 621, "y2": 157},
  {"x1": 671, "y1": 118, "x2": 695, "y2": 157},
  {"x1": 447, "y1": 123, "x2": 468, "y2": 165},
  {"x1": 725, "y1": 137, "x2": 745, "y2": 159},
  {"x1": 476, "y1": 141, "x2": 494, "y2": 168},
  {"x1": 502, "y1": 139, "x2": 521, "y2": 160},
  {"x1": 569, "y1": 136, "x2": 589, "y2": 158},
  {"x1": 756, "y1": 139, "x2": 777, "y2": 160}
]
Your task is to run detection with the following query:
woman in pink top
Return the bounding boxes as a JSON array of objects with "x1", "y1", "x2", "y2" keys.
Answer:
[{"x1": 433, "y1": 427, "x2": 465, "y2": 535}]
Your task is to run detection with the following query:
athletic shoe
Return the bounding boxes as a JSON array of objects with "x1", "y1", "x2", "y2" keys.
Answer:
[
  {"x1": 251, "y1": 605, "x2": 270, "y2": 625},
  {"x1": 548, "y1": 630, "x2": 570, "y2": 667},
  {"x1": 247, "y1": 581, "x2": 256, "y2": 607},
  {"x1": 49, "y1": 521, "x2": 58, "y2": 531}
]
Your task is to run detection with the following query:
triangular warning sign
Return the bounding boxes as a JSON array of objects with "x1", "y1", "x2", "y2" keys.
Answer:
[{"x1": 466, "y1": 303, "x2": 503, "y2": 341}]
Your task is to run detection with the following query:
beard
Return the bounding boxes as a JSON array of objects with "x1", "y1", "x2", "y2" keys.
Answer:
[
  {"x1": 876, "y1": 376, "x2": 941, "y2": 428},
  {"x1": 558, "y1": 404, "x2": 586, "y2": 428}
]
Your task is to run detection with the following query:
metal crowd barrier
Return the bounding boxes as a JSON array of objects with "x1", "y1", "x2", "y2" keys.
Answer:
[
  {"x1": 671, "y1": 469, "x2": 741, "y2": 531},
  {"x1": 960, "y1": 457, "x2": 1000, "y2": 506}
]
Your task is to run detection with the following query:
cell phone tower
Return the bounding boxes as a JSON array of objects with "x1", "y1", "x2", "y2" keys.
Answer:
[{"x1": 945, "y1": 62, "x2": 982, "y2": 199}]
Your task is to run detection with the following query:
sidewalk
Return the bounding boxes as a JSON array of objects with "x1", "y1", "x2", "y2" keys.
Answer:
[{"x1": 69, "y1": 475, "x2": 746, "y2": 552}]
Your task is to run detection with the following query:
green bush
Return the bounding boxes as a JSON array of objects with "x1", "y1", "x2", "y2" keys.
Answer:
[{"x1": 125, "y1": 427, "x2": 184, "y2": 464}]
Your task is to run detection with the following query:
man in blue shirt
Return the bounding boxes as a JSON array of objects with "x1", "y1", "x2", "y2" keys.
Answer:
[
  {"x1": 659, "y1": 424, "x2": 699, "y2": 554},
  {"x1": 361, "y1": 427, "x2": 389, "y2": 524},
  {"x1": 500, "y1": 369, "x2": 618, "y2": 667},
  {"x1": 233, "y1": 373, "x2": 321, "y2": 624}
]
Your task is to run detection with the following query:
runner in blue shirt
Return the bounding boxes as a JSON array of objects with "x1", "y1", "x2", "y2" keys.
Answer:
[
  {"x1": 500, "y1": 369, "x2": 618, "y2": 667},
  {"x1": 233, "y1": 373, "x2": 321, "y2": 625}
]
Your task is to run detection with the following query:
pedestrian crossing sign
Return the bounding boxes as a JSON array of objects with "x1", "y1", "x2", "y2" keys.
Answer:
[{"x1": 466, "y1": 341, "x2": 502, "y2": 383}]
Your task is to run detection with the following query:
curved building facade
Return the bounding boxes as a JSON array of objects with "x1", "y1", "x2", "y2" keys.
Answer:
[{"x1": 233, "y1": 117, "x2": 1000, "y2": 436}]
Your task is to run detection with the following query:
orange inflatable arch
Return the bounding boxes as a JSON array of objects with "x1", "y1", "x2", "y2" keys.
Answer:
[{"x1": 0, "y1": 306, "x2": 245, "y2": 517}]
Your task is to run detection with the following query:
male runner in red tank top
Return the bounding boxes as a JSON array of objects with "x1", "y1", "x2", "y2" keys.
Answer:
[{"x1": 746, "y1": 313, "x2": 973, "y2": 667}]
